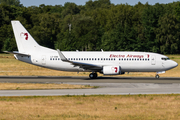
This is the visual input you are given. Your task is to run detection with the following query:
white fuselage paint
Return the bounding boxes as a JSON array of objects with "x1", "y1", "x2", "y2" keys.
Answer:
[{"x1": 14, "y1": 46, "x2": 178, "y2": 73}]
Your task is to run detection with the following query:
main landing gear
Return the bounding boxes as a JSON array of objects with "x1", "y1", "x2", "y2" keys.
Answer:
[
  {"x1": 155, "y1": 74, "x2": 160, "y2": 79},
  {"x1": 89, "y1": 73, "x2": 98, "y2": 79}
]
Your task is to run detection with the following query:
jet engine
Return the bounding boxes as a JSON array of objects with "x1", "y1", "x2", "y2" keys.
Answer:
[{"x1": 103, "y1": 66, "x2": 122, "y2": 75}]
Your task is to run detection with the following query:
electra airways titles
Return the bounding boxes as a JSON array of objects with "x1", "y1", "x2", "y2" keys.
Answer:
[{"x1": 5, "y1": 21, "x2": 178, "y2": 79}]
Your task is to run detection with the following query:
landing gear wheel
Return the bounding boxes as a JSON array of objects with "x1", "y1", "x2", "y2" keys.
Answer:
[
  {"x1": 155, "y1": 74, "x2": 160, "y2": 79},
  {"x1": 89, "y1": 73, "x2": 98, "y2": 79},
  {"x1": 89, "y1": 73, "x2": 94, "y2": 79},
  {"x1": 93, "y1": 73, "x2": 97, "y2": 78}
]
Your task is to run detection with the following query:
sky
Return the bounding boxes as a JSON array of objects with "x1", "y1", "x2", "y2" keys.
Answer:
[{"x1": 20, "y1": 0, "x2": 179, "y2": 7}]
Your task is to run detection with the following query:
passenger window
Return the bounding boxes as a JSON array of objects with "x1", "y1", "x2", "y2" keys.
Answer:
[
  {"x1": 95, "y1": 58, "x2": 97, "y2": 60},
  {"x1": 84, "y1": 58, "x2": 86, "y2": 60},
  {"x1": 129, "y1": 58, "x2": 131, "y2": 60},
  {"x1": 87, "y1": 58, "x2": 88, "y2": 60},
  {"x1": 98, "y1": 58, "x2": 100, "y2": 60},
  {"x1": 50, "y1": 58, "x2": 52, "y2": 60},
  {"x1": 76, "y1": 58, "x2": 78, "y2": 60},
  {"x1": 137, "y1": 59, "x2": 139, "y2": 61},
  {"x1": 79, "y1": 58, "x2": 81, "y2": 60},
  {"x1": 106, "y1": 58, "x2": 108, "y2": 60},
  {"x1": 81, "y1": 58, "x2": 83, "y2": 60},
  {"x1": 124, "y1": 58, "x2": 126, "y2": 60},
  {"x1": 92, "y1": 58, "x2": 94, "y2": 60},
  {"x1": 89, "y1": 58, "x2": 91, "y2": 60}
]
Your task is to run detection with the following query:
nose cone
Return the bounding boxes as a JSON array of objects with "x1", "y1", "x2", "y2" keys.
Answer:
[
  {"x1": 165, "y1": 60, "x2": 178, "y2": 70},
  {"x1": 171, "y1": 60, "x2": 178, "y2": 69}
]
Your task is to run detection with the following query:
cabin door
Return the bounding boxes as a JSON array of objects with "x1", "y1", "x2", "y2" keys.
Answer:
[
  {"x1": 151, "y1": 56, "x2": 156, "y2": 65},
  {"x1": 42, "y1": 55, "x2": 46, "y2": 65}
]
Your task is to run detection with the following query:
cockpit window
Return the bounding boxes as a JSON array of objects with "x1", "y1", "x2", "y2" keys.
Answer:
[{"x1": 161, "y1": 58, "x2": 170, "y2": 61}]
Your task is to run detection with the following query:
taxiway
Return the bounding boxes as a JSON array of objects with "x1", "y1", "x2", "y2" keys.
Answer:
[{"x1": 0, "y1": 76, "x2": 180, "y2": 96}]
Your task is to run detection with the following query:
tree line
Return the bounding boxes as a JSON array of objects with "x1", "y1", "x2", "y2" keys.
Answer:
[{"x1": 1, "y1": 0, "x2": 180, "y2": 54}]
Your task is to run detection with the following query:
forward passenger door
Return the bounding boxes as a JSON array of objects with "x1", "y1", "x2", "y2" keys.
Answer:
[{"x1": 151, "y1": 56, "x2": 156, "y2": 65}]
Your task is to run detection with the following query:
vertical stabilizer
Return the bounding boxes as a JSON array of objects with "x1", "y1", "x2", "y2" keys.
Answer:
[{"x1": 11, "y1": 21, "x2": 39, "y2": 53}]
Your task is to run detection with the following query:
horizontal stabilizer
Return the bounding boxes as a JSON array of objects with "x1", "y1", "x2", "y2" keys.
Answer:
[{"x1": 4, "y1": 51, "x2": 30, "y2": 56}]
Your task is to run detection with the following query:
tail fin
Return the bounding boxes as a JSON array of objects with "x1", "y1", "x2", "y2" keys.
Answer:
[{"x1": 11, "y1": 21, "x2": 39, "y2": 54}]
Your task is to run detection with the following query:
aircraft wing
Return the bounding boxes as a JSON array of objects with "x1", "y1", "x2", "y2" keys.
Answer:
[
  {"x1": 4, "y1": 51, "x2": 30, "y2": 56},
  {"x1": 70, "y1": 61, "x2": 102, "y2": 70},
  {"x1": 57, "y1": 49, "x2": 102, "y2": 70}
]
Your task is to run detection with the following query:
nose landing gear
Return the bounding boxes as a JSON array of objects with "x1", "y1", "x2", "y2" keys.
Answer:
[
  {"x1": 155, "y1": 71, "x2": 165, "y2": 79},
  {"x1": 89, "y1": 73, "x2": 98, "y2": 79},
  {"x1": 155, "y1": 74, "x2": 160, "y2": 79}
]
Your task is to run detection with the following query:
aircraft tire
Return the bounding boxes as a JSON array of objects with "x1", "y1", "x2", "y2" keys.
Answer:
[
  {"x1": 155, "y1": 74, "x2": 160, "y2": 79},
  {"x1": 93, "y1": 73, "x2": 97, "y2": 78},
  {"x1": 89, "y1": 73, "x2": 94, "y2": 79},
  {"x1": 89, "y1": 73, "x2": 97, "y2": 79}
]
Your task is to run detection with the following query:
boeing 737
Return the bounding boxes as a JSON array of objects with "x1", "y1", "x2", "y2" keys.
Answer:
[{"x1": 4, "y1": 21, "x2": 178, "y2": 79}]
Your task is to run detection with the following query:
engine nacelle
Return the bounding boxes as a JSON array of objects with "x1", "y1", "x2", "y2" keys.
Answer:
[{"x1": 103, "y1": 66, "x2": 121, "y2": 75}]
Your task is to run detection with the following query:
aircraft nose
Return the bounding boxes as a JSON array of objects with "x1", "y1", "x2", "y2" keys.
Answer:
[{"x1": 172, "y1": 61, "x2": 178, "y2": 68}]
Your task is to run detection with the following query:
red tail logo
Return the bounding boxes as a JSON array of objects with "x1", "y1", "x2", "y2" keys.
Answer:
[{"x1": 20, "y1": 32, "x2": 28, "y2": 40}]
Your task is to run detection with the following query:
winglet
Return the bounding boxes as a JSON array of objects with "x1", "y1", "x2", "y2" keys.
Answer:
[{"x1": 57, "y1": 49, "x2": 68, "y2": 61}]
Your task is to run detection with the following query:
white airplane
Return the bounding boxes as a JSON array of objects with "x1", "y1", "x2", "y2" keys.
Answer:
[{"x1": 4, "y1": 21, "x2": 178, "y2": 79}]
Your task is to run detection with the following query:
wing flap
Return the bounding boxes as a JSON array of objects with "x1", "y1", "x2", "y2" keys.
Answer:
[{"x1": 72, "y1": 61, "x2": 102, "y2": 70}]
